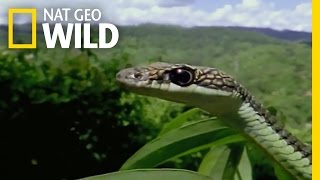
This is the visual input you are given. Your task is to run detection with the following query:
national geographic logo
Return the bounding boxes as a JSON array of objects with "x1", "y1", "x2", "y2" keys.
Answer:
[
  {"x1": 8, "y1": 8, "x2": 37, "y2": 48},
  {"x1": 8, "y1": 8, "x2": 119, "y2": 49}
]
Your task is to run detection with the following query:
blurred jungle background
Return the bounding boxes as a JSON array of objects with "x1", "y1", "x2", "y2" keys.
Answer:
[{"x1": 0, "y1": 24, "x2": 311, "y2": 179}]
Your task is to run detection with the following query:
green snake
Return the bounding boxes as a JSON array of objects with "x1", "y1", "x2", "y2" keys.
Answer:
[{"x1": 116, "y1": 62, "x2": 312, "y2": 179}]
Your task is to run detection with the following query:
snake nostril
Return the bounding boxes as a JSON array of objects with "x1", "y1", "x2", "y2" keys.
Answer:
[{"x1": 116, "y1": 71, "x2": 123, "y2": 79}]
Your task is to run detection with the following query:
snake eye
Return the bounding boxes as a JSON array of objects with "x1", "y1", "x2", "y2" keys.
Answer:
[{"x1": 169, "y1": 68, "x2": 194, "y2": 86}]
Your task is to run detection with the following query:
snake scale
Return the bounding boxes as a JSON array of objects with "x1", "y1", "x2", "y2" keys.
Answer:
[{"x1": 116, "y1": 62, "x2": 312, "y2": 179}]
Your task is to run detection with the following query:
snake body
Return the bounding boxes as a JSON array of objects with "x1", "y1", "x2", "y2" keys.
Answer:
[{"x1": 116, "y1": 62, "x2": 311, "y2": 179}]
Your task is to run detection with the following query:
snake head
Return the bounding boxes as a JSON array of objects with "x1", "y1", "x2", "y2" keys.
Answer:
[
  {"x1": 116, "y1": 62, "x2": 242, "y2": 116},
  {"x1": 117, "y1": 62, "x2": 196, "y2": 87}
]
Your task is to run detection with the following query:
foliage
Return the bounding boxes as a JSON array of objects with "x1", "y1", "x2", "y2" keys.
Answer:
[
  {"x1": 0, "y1": 49, "x2": 174, "y2": 179},
  {"x1": 80, "y1": 169, "x2": 212, "y2": 180},
  {"x1": 82, "y1": 107, "x2": 298, "y2": 180}
]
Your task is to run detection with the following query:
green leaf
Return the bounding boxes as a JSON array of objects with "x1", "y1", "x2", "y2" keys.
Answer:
[
  {"x1": 178, "y1": 134, "x2": 245, "y2": 160},
  {"x1": 158, "y1": 108, "x2": 203, "y2": 136},
  {"x1": 198, "y1": 143, "x2": 246, "y2": 180},
  {"x1": 236, "y1": 146, "x2": 252, "y2": 180},
  {"x1": 80, "y1": 169, "x2": 212, "y2": 180},
  {"x1": 198, "y1": 135, "x2": 245, "y2": 176},
  {"x1": 121, "y1": 119, "x2": 236, "y2": 170},
  {"x1": 221, "y1": 143, "x2": 244, "y2": 180},
  {"x1": 274, "y1": 163, "x2": 295, "y2": 180},
  {"x1": 198, "y1": 145, "x2": 230, "y2": 179}
]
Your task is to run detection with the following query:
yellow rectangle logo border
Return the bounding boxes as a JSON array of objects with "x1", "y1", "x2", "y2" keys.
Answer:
[
  {"x1": 8, "y1": 8, "x2": 37, "y2": 49},
  {"x1": 312, "y1": 0, "x2": 317, "y2": 179}
]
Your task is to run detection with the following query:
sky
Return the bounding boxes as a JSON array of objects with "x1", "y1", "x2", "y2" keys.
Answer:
[{"x1": 1, "y1": 0, "x2": 312, "y2": 32}]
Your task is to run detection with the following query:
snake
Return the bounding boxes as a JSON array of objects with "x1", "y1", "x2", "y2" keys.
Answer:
[{"x1": 116, "y1": 62, "x2": 312, "y2": 179}]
